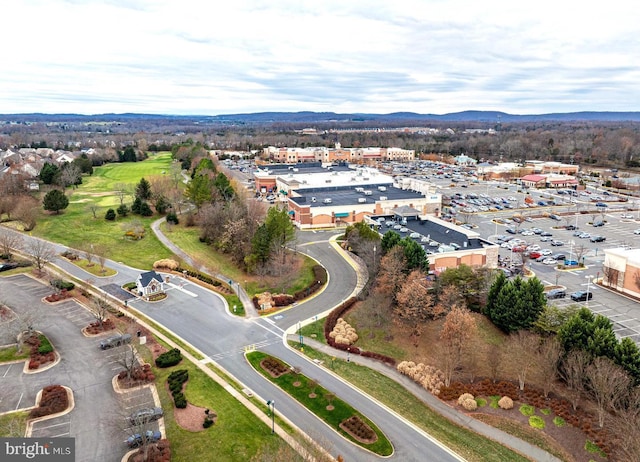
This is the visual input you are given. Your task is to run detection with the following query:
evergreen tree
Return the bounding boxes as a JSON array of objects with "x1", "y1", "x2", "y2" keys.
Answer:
[
  {"x1": 131, "y1": 197, "x2": 143, "y2": 214},
  {"x1": 39, "y1": 163, "x2": 60, "y2": 185},
  {"x1": 381, "y1": 230, "x2": 401, "y2": 252},
  {"x1": 214, "y1": 172, "x2": 235, "y2": 201},
  {"x1": 485, "y1": 271, "x2": 507, "y2": 319},
  {"x1": 135, "y1": 177, "x2": 152, "y2": 200},
  {"x1": 614, "y1": 338, "x2": 640, "y2": 385},
  {"x1": 117, "y1": 204, "x2": 129, "y2": 217},
  {"x1": 399, "y1": 237, "x2": 428, "y2": 271},
  {"x1": 105, "y1": 208, "x2": 116, "y2": 221},
  {"x1": 42, "y1": 189, "x2": 69, "y2": 214},
  {"x1": 184, "y1": 174, "x2": 212, "y2": 210}
]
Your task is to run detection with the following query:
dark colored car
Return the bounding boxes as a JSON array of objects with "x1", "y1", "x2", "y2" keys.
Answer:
[
  {"x1": 570, "y1": 291, "x2": 593, "y2": 302},
  {"x1": 593, "y1": 221, "x2": 605, "y2": 227},
  {"x1": 551, "y1": 240, "x2": 564, "y2": 246},
  {"x1": 546, "y1": 289, "x2": 566, "y2": 299},
  {"x1": 590, "y1": 235, "x2": 606, "y2": 242},
  {"x1": 99, "y1": 333, "x2": 132, "y2": 350},
  {"x1": 552, "y1": 254, "x2": 567, "y2": 260},
  {"x1": 126, "y1": 430, "x2": 162, "y2": 448},
  {"x1": 506, "y1": 228, "x2": 517, "y2": 234},
  {"x1": 0, "y1": 262, "x2": 18, "y2": 272},
  {"x1": 540, "y1": 231, "x2": 553, "y2": 237},
  {"x1": 129, "y1": 407, "x2": 164, "y2": 426},
  {"x1": 565, "y1": 224, "x2": 578, "y2": 230}
]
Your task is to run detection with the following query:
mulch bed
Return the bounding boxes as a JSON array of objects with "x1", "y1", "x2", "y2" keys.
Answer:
[
  {"x1": 0, "y1": 304, "x2": 15, "y2": 322},
  {"x1": 339, "y1": 415, "x2": 378, "y2": 444}
]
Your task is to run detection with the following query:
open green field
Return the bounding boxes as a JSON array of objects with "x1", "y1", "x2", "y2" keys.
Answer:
[{"x1": 28, "y1": 154, "x2": 175, "y2": 269}]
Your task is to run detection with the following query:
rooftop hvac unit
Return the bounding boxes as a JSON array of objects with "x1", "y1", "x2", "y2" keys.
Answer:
[{"x1": 379, "y1": 196, "x2": 387, "y2": 200}]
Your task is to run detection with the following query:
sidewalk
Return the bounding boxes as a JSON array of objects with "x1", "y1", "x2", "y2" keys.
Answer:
[{"x1": 294, "y1": 336, "x2": 561, "y2": 462}]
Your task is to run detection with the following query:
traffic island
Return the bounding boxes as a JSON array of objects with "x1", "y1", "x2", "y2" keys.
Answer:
[{"x1": 246, "y1": 351, "x2": 393, "y2": 456}]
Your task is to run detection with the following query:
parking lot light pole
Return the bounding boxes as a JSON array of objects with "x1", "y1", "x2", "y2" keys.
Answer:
[{"x1": 585, "y1": 275, "x2": 593, "y2": 308}]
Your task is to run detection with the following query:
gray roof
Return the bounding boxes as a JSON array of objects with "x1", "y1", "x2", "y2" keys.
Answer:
[
  {"x1": 138, "y1": 270, "x2": 163, "y2": 287},
  {"x1": 289, "y1": 185, "x2": 424, "y2": 208}
]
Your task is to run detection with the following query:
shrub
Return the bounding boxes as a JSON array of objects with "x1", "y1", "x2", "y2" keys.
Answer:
[
  {"x1": 519, "y1": 404, "x2": 535, "y2": 416},
  {"x1": 457, "y1": 393, "x2": 475, "y2": 406},
  {"x1": 105, "y1": 208, "x2": 116, "y2": 221},
  {"x1": 203, "y1": 417, "x2": 214, "y2": 428},
  {"x1": 37, "y1": 335, "x2": 54, "y2": 355},
  {"x1": 117, "y1": 204, "x2": 129, "y2": 217},
  {"x1": 397, "y1": 361, "x2": 445, "y2": 395},
  {"x1": 153, "y1": 259, "x2": 179, "y2": 271},
  {"x1": 166, "y1": 212, "x2": 179, "y2": 225},
  {"x1": 498, "y1": 396, "x2": 514, "y2": 410},
  {"x1": 553, "y1": 416, "x2": 566, "y2": 427},
  {"x1": 529, "y1": 415, "x2": 545, "y2": 429},
  {"x1": 51, "y1": 279, "x2": 75, "y2": 291},
  {"x1": 173, "y1": 392, "x2": 187, "y2": 408},
  {"x1": 329, "y1": 318, "x2": 359, "y2": 346},
  {"x1": 155, "y1": 348, "x2": 182, "y2": 368},
  {"x1": 460, "y1": 397, "x2": 478, "y2": 411}
]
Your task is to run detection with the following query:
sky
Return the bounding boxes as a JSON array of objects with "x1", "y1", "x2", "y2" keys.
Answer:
[{"x1": 2, "y1": 0, "x2": 639, "y2": 116}]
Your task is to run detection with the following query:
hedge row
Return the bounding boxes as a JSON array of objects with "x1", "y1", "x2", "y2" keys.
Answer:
[
  {"x1": 155, "y1": 348, "x2": 182, "y2": 368},
  {"x1": 251, "y1": 265, "x2": 328, "y2": 311},
  {"x1": 167, "y1": 369, "x2": 189, "y2": 409},
  {"x1": 178, "y1": 268, "x2": 221, "y2": 286},
  {"x1": 323, "y1": 297, "x2": 396, "y2": 366}
]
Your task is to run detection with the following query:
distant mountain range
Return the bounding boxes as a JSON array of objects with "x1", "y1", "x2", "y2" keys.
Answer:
[{"x1": 3, "y1": 110, "x2": 640, "y2": 124}]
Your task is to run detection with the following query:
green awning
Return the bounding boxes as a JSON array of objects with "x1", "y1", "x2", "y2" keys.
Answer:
[
  {"x1": 288, "y1": 210, "x2": 295, "y2": 215},
  {"x1": 335, "y1": 212, "x2": 349, "y2": 218}
]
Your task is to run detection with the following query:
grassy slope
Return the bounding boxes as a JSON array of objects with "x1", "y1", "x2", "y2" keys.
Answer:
[{"x1": 29, "y1": 153, "x2": 175, "y2": 269}]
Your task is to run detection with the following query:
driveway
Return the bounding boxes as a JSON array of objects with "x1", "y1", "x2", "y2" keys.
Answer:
[{"x1": 0, "y1": 274, "x2": 157, "y2": 462}]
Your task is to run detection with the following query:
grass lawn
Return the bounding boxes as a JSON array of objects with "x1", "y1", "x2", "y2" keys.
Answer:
[
  {"x1": 295, "y1": 343, "x2": 530, "y2": 462},
  {"x1": 0, "y1": 411, "x2": 29, "y2": 437},
  {"x1": 137, "y1": 340, "x2": 285, "y2": 462},
  {"x1": 247, "y1": 351, "x2": 393, "y2": 456},
  {"x1": 28, "y1": 154, "x2": 176, "y2": 269},
  {"x1": 0, "y1": 345, "x2": 29, "y2": 363},
  {"x1": 160, "y1": 221, "x2": 318, "y2": 298}
]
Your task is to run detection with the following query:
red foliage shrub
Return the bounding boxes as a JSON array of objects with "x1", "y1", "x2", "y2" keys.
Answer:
[
  {"x1": 29, "y1": 385, "x2": 68, "y2": 418},
  {"x1": 272, "y1": 294, "x2": 295, "y2": 306}
]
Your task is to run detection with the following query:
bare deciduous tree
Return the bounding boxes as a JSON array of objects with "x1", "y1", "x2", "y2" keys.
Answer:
[
  {"x1": 114, "y1": 183, "x2": 132, "y2": 206},
  {"x1": 560, "y1": 349, "x2": 590, "y2": 411},
  {"x1": 0, "y1": 229, "x2": 22, "y2": 259},
  {"x1": 506, "y1": 330, "x2": 539, "y2": 391},
  {"x1": 536, "y1": 336, "x2": 562, "y2": 398},
  {"x1": 25, "y1": 239, "x2": 56, "y2": 273},
  {"x1": 439, "y1": 306, "x2": 476, "y2": 386},
  {"x1": 92, "y1": 243, "x2": 109, "y2": 274},
  {"x1": 87, "y1": 203, "x2": 100, "y2": 219},
  {"x1": 586, "y1": 356, "x2": 632, "y2": 428}
]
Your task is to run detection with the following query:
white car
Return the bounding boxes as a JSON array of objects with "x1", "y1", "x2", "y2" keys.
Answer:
[
  {"x1": 542, "y1": 258, "x2": 557, "y2": 265},
  {"x1": 634, "y1": 229, "x2": 640, "y2": 235},
  {"x1": 409, "y1": 232, "x2": 421, "y2": 239},
  {"x1": 540, "y1": 249, "x2": 553, "y2": 256},
  {"x1": 399, "y1": 227, "x2": 408, "y2": 233},
  {"x1": 527, "y1": 244, "x2": 541, "y2": 251},
  {"x1": 521, "y1": 230, "x2": 534, "y2": 236},
  {"x1": 622, "y1": 214, "x2": 634, "y2": 219},
  {"x1": 421, "y1": 236, "x2": 430, "y2": 243}
]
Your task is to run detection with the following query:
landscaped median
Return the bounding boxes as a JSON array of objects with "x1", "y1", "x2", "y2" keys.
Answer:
[{"x1": 246, "y1": 350, "x2": 393, "y2": 457}]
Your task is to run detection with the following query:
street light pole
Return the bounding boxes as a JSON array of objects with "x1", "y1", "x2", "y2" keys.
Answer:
[{"x1": 266, "y1": 400, "x2": 275, "y2": 434}]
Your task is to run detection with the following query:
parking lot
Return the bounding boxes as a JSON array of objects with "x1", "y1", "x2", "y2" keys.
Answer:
[{"x1": 0, "y1": 274, "x2": 159, "y2": 462}]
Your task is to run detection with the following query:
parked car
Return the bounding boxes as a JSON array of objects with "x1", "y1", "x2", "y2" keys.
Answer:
[
  {"x1": 409, "y1": 232, "x2": 421, "y2": 239},
  {"x1": 529, "y1": 251, "x2": 542, "y2": 259},
  {"x1": 540, "y1": 231, "x2": 553, "y2": 237},
  {"x1": 540, "y1": 236, "x2": 553, "y2": 242},
  {"x1": 99, "y1": 333, "x2": 132, "y2": 350},
  {"x1": 593, "y1": 221, "x2": 605, "y2": 227},
  {"x1": 570, "y1": 291, "x2": 593, "y2": 302},
  {"x1": 506, "y1": 228, "x2": 517, "y2": 234},
  {"x1": 564, "y1": 260, "x2": 579, "y2": 266},
  {"x1": 590, "y1": 235, "x2": 606, "y2": 242},
  {"x1": 126, "y1": 430, "x2": 162, "y2": 448},
  {"x1": 565, "y1": 224, "x2": 578, "y2": 230},
  {"x1": 0, "y1": 262, "x2": 18, "y2": 272},
  {"x1": 540, "y1": 249, "x2": 553, "y2": 255},
  {"x1": 546, "y1": 288, "x2": 566, "y2": 299},
  {"x1": 542, "y1": 258, "x2": 557, "y2": 265},
  {"x1": 128, "y1": 407, "x2": 164, "y2": 426},
  {"x1": 552, "y1": 254, "x2": 567, "y2": 260},
  {"x1": 578, "y1": 232, "x2": 591, "y2": 239},
  {"x1": 595, "y1": 202, "x2": 608, "y2": 207},
  {"x1": 551, "y1": 240, "x2": 564, "y2": 246},
  {"x1": 549, "y1": 214, "x2": 561, "y2": 221}
]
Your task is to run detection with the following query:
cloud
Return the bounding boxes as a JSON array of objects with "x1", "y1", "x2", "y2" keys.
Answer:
[{"x1": 1, "y1": 0, "x2": 639, "y2": 115}]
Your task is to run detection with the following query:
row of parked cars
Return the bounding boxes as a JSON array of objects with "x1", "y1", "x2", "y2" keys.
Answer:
[{"x1": 546, "y1": 288, "x2": 593, "y2": 302}]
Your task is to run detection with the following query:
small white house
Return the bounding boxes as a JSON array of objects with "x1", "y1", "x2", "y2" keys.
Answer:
[{"x1": 136, "y1": 271, "x2": 165, "y2": 297}]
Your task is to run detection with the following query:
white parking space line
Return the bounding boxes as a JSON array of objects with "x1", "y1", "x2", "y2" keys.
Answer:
[
  {"x1": 2, "y1": 364, "x2": 12, "y2": 378},
  {"x1": 15, "y1": 392, "x2": 23, "y2": 410},
  {"x1": 36, "y1": 421, "x2": 69, "y2": 430},
  {"x1": 49, "y1": 432, "x2": 70, "y2": 438}
]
